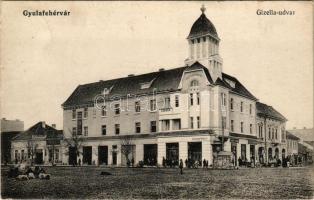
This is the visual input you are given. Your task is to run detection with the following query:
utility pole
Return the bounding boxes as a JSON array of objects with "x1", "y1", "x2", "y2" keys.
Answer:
[
  {"x1": 264, "y1": 116, "x2": 268, "y2": 165},
  {"x1": 221, "y1": 116, "x2": 225, "y2": 151}
]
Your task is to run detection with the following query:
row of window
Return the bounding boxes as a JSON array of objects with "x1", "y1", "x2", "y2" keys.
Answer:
[
  {"x1": 257, "y1": 124, "x2": 280, "y2": 140},
  {"x1": 229, "y1": 97, "x2": 253, "y2": 114},
  {"x1": 72, "y1": 95, "x2": 255, "y2": 121},
  {"x1": 73, "y1": 121, "x2": 157, "y2": 136},
  {"x1": 268, "y1": 127, "x2": 278, "y2": 140},
  {"x1": 287, "y1": 140, "x2": 297, "y2": 148},
  {"x1": 72, "y1": 94, "x2": 203, "y2": 119},
  {"x1": 190, "y1": 116, "x2": 201, "y2": 129},
  {"x1": 14, "y1": 149, "x2": 60, "y2": 161},
  {"x1": 159, "y1": 117, "x2": 202, "y2": 131},
  {"x1": 230, "y1": 120, "x2": 253, "y2": 134}
]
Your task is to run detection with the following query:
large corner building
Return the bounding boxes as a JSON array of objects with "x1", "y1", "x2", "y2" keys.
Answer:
[{"x1": 61, "y1": 7, "x2": 287, "y2": 167}]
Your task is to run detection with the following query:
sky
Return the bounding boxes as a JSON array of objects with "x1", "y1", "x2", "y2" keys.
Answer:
[{"x1": 1, "y1": 1, "x2": 313, "y2": 130}]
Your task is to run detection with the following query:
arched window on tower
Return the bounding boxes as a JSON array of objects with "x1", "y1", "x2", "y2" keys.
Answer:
[{"x1": 190, "y1": 80, "x2": 199, "y2": 87}]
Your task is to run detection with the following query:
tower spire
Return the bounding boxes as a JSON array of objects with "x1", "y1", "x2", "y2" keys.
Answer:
[{"x1": 200, "y1": 4, "x2": 206, "y2": 14}]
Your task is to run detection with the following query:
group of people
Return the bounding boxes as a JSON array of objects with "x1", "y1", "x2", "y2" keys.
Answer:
[
  {"x1": 161, "y1": 157, "x2": 210, "y2": 169},
  {"x1": 162, "y1": 157, "x2": 179, "y2": 168},
  {"x1": 185, "y1": 158, "x2": 210, "y2": 169},
  {"x1": 8, "y1": 164, "x2": 50, "y2": 180}
]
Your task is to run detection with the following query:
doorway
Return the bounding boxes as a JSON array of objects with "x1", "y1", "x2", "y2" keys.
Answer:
[
  {"x1": 188, "y1": 142, "x2": 202, "y2": 163},
  {"x1": 35, "y1": 149, "x2": 43, "y2": 164},
  {"x1": 69, "y1": 146, "x2": 77, "y2": 165},
  {"x1": 231, "y1": 143, "x2": 237, "y2": 166},
  {"x1": 144, "y1": 144, "x2": 157, "y2": 166},
  {"x1": 83, "y1": 146, "x2": 92, "y2": 165},
  {"x1": 250, "y1": 145, "x2": 255, "y2": 163},
  {"x1": 98, "y1": 146, "x2": 108, "y2": 165},
  {"x1": 166, "y1": 143, "x2": 179, "y2": 166}
]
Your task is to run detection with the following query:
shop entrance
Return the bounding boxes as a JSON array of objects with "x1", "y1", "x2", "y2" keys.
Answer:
[
  {"x1": 188, "y1": 142, "x2": 202, "y2": 163},
  {"x1": 166, "y1": 143, "x2": 179, "y2": 166},
  {"x1": 83, "y1": 146, "x2": 92, "y2": 165},
  {"x1": 98, "y1": 146, "x2": 108, "y2": 165},
  {"x1": 144, "y1": 144, "x2": 157, "y2": 166}
]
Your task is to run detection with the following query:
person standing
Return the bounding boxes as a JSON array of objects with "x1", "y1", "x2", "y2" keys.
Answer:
[{"x1": 179, "y1": 159, "x2": 184, "y2": 175}]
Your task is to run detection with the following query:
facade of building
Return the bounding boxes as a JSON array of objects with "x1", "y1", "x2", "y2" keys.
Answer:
[
  {"x1": 255, "y1": 102, "x2": 287, "y2": 164},
  {"x1": 1, "y1": 118, "x2": 24, "y2": 164},
  {"x1": 61, "y1": 7, "x2": 287, "y2": 167},
  {"x1": 286, "y1": 131, "x2": 299, "y2": 156},
  {"x1": 287, "y1": 128, "x2": 314, "y2": 164},
  {"x1": 0, "y1": 118, "x2": 24, "y2": 133},
  {"x1": 11, "y1": 122, "x2": 63, "y2": 165}
]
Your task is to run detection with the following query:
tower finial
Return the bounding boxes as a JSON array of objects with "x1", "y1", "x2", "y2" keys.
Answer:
[{"x1": 200, "y1": 4, "x2": 206, "y2": 14}]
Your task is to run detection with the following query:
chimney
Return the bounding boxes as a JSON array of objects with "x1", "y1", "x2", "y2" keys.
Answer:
[
  {"x1": 159, "y1": 68, "x2": 165, "y2": 72},
  {"x1": 42, "y1": 121, "x2": 46, "y2": 128},
  {"x1": 51, "y1": 124, "x2": 56, "y2": 129}
]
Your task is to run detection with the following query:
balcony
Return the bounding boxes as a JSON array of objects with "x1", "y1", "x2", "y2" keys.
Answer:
[
  {"x1": 159, "y1": 107, "x2": 173, "y2": 112},
  {"x1": 269, "y1": 139, "x2": 280, "y2": 145}
]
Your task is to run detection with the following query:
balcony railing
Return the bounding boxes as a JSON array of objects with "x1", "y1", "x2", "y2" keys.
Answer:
[
  {"x1": 159, "y1": 107, "x2": 172, "y2": 112},
  {"x1": 269, "y1": 139, "x2": 279, "y2": 144}
]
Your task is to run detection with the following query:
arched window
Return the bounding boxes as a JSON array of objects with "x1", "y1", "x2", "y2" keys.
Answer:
[{"x1": 190, "y1": 80, "x2": 199, "y2": 87}]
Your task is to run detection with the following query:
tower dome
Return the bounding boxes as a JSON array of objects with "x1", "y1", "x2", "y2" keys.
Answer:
[
  {"x1": 187, "y1": 7, "x2": 219, "y2": 40},
  {"x1": 185, "y1": 5, "x2": 222, "y2": 82}
]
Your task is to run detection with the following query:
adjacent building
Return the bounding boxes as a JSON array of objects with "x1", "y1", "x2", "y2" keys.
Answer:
[
  {"x1": 286, "y1": 131, "x2": 300, "y2": 156},
  {"x1": 11, "y1": 122, "x2": 63, "y2": 165},
  {"x1": 1, "y1": 118, "x2": 24, "y2": 164},
  {"x1": 287, "y1": 128, "x2": 314, "y2": 164},
  {"x1": 61, "y1": 7, "x2": 287, "y2": 167},
  {"x1": 255, "y1": 102, "x2": 287, "y2": 164}
]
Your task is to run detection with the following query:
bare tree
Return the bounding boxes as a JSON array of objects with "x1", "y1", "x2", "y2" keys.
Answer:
[
  {"x1": 26, "y1": 140, "x2": 38, "y2": 166},
  {"x1": 63, "y1": 129, "x2": 83, "y2": 166},
  {"x1": 120, "y1": 136, "x2": 134, "y2": 167}
]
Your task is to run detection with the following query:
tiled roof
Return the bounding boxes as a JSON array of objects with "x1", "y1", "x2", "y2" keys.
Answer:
[
  {"x1": 256, "y1": 102, "x2": 287, "y2": 122},
  {"x1": 286, "y1": 131, "x2": 299, "y2": 140},
  {"x1": 63, "y1": 62, "x2": 257, "y2": 108},
  {"x1": 12, "y1": 122, "x2": 63, "y2": 141},
  {"x1": 63, "y1": 66, "x2": 187, "y2": 108},
  {"x1": 187, "y1": 13, "x2": 219, "y2": 39},
  {"x1": 222, "y1": 73, "x2": 258, "y2": 100},
  {"x1": 287, "y1": 128, "x2": 314, "y2": 142}
]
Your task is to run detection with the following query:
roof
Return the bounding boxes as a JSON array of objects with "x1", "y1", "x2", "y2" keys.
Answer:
[
  {"x1": 63, "y1": 62, "x2": 257, "y2": 108},
  {"x1": 63, "y1": 66, "x2": 186, "y2": 108},
  {"x1": 286, "y1": 131, "x2": 300, "y2": 140},
  {"x1": 187, "y1": 13, "x2": 219, "y2": 39},
  {"x1": 287, "y1": 128, "x2": 314, "y2": 142},
  {"x1": 12, "y1": 122, "x2": 63, "y2": 141},
  {"x1": 222, "y1": 73, "x2": 258, "y2": 100},
  {"x1": 256, "y1": 102, "x2": 287, "y2": 122}
]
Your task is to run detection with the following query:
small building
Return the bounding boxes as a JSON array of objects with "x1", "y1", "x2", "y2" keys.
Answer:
[
  {"x1": 11, "y1": 122, "x2": 63, "y2": 165},
  {"x1": 286, "y1": 131, "x2": 300, "y2": 165},
  {"x1": 1, "y1": 118, "x2": 24, "y2": 164},
  {"x1": 288, "y1": 127, "x2": 314, "y2": 148}
]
